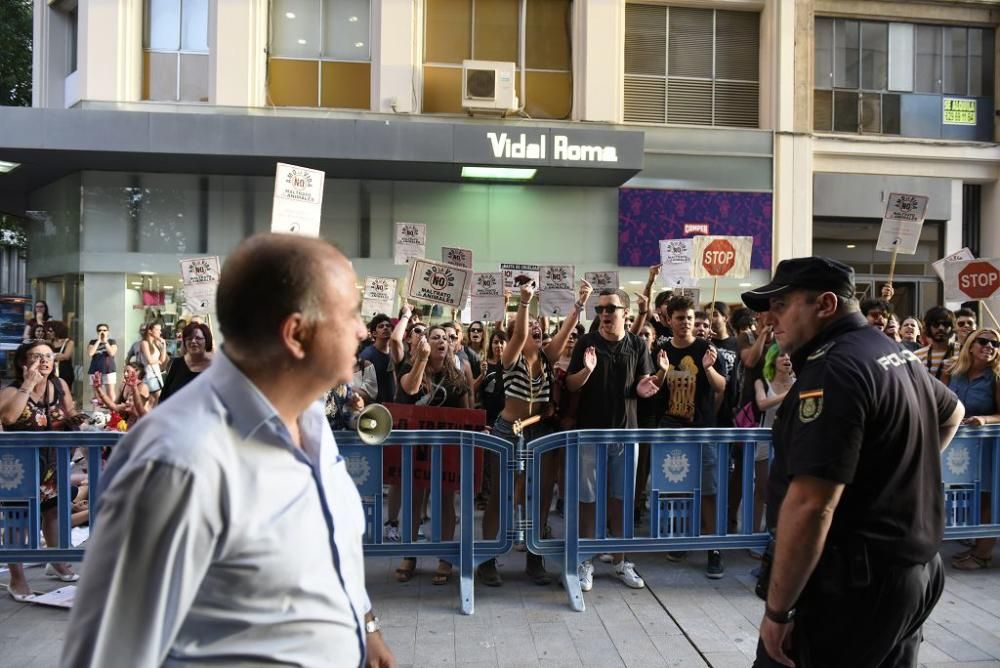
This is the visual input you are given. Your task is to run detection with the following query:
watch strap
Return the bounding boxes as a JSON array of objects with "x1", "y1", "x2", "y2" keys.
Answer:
[{"x1": 764, "y1": 604, "x2": 796, "y2": 624}]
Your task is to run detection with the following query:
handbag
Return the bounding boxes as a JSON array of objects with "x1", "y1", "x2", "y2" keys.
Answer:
[
  {"x1": 145, "y1": 363, "x2": 165, "y2": 393},
  {"x1": 733, "y1": 401, "x2": 760, "y2": 429}
]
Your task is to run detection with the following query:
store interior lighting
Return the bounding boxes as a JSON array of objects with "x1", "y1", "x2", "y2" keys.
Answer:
[{"x1": 461, "y1": 166, "x2": 537, "y2": 181}]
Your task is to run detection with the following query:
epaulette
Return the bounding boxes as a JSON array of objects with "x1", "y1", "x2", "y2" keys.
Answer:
[{"x1": 806, "y1": 341, "x2": 836, "y2": 361}]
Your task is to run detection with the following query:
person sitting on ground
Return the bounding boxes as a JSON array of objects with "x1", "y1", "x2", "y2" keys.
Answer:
[{"x1": 92, "y1": 364, "x2": 151, "y2": 428}]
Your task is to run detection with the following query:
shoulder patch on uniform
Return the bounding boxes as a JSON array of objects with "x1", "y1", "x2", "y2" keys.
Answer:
[
  {"x1": 799, "y1": 389, "x2": 824, "y2": 400},
  {"x1": 799, "y1": 393, "x2": 823, "y2": 422},
  {"x1": 806, "y1": 341, "x2": 837, "y2": 361}
]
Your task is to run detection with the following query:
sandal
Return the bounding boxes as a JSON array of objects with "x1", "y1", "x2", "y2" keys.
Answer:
[
  {"x1": 395, "y1": 557, "x2": 417, "y2": 583},
  {"x1": 431, "y1": 560, "x2": 452, "y2": 585},
  {"x1": 952, "y1": 554, "x2": 991, "y2": 571}
]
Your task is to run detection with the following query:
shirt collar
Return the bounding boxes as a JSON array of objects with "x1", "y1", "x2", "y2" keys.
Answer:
[
  {"x1": 790, "y1": 312, "x2": 867, "y2": 373},
  {"x1": 207, "y1": 348, "x2": 288, "y2": 442}
]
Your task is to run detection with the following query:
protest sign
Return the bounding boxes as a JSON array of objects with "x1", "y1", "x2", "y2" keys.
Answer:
[
  {"x1": 659, "y1": 239, "x2": 698, "y2": 289},
  {"x1": 944, "y1": 258, "x2": 1000, "y2": 302},
  {"x1": 471, "y1": 272, "x2": 506, "y2": 321},
  {"x1": 500, "y1": 263, "x2": 540, "y2": 290},
  {"x1": 539, "y1": 265, "x2": 577, "y2": 317},
  {"x1": 691, "y1": 236, "x2": 753, "y2": 280},
  {"x1": 179, "y1": 256, "x2": 221, "y2": 316},
  {"x1": 674, "y1": 287, "x2": 701, "y2": 305},
  {"x1": 407, "y1": 258, "x2": 472, "y2": 308},
  {"x1": 875, "y1": 193, "x2": 929, "y2": 255},
  {"x1": 442, "y1": 246, "x2": 473, "y2": 269},
  {"x1": 270, "y1": 163, "x2": 324, "y2": 237},
  {"x1": 932, "y1": 247, "x2": 975, "y2": 281},
  {"x1": 394, "y1": 223, "x2": 427, "y2": 265},
  {"x1": 361, "y1": 277, "x2": 397, "y2": 317}
]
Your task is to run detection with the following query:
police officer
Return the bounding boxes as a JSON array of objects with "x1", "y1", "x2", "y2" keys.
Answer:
[{"x1": 741, "y1": 257, "x2": 965, "y2": 667}]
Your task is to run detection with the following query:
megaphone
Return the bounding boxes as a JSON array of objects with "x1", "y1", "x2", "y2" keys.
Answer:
[{"x1": 356, "y1": 403, "x2": 392, "y2": 445}]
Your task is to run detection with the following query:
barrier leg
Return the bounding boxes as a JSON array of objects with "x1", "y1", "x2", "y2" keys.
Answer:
[
  {"x1": 459, "y1": 437, "x2": 475, "y2": 615},
  {"x1": 88, "y1": 446, "x2": 103, "y2": 530},
  {"x1": 563, "y1": 439, "x2": 585, "y2": 612}
]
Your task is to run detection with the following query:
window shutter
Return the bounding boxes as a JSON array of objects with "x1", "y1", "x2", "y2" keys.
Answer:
[
  {"x1": 624, "y1": 77, "x2": 666, "y2": 123},
  {"x1": 667, "y1": 78, "x2": 712, "y2": 125},
  {"x1": 714, "y1": 80, "x2": 758, "y2": 127},
  {"x1": 715, "y1": 10, "x2": 759, "y2": 81},
  {"x1": 668, "y1": 7, "x2": 713, "y2": 78},
  {"x1": 625, "y1": 4, "x2": 666, "y2": 76}
]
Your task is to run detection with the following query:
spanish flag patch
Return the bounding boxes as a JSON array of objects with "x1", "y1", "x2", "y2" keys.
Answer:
[{"x1": 799, "y1": 389, "x2": 824, "y2": 400}]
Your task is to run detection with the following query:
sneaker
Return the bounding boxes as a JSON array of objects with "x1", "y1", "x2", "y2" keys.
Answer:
[
  {"x1": 384, "y1": 522, "x2": 400, "y2": 542},
  {"x1": 477, "y1": 558, "x2": 503, "y2": 586},
  {"x1": 706, "y1": 550, "x2": 725, "y2": 579},
  {"x1": 525, "y1": 553, "x2": 552, "y2": 585},
  {"x1": 665, "y1": 551, "x2": 688, "y2": 563},
  {"x1": 597, "y1": 553, "x2": 614, "y2": 563},
  {"x1": 614, "y1": 560, "x2": 645, "y2": 589},
  {"x1": 578, "y1": 560, "x2": 594, "y2": 592}
]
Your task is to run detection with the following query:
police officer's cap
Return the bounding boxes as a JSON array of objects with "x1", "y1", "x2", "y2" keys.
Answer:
[{"x1": 741, "y1": 256, "x2": 855, "y2": 313}]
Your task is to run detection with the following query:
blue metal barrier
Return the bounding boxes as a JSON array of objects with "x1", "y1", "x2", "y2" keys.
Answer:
[
  {"x1": 526, "y1": 426, "x2": 1000, "y2": 611},
  {"x1": 336, "y1": 430, "x2": 514, "y2": 614}
]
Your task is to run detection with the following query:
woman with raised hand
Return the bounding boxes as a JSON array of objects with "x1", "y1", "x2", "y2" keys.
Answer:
[
  {"x1": 392, "y1": 324, "x2": 472, "y2": 585},
  {"x1": 92, "y1": 363, "x2": 151, "y2": 427},
  {"x1": 138, "y1": 321, "x2": 169, "y2": 398},
  {"x1": 477, "y1": 278, "x2": 592, "y2": 587}
]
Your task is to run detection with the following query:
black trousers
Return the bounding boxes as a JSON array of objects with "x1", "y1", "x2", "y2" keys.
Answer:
[{"x1": 754, "y1": 553, "x2": 944, "y2": 668}]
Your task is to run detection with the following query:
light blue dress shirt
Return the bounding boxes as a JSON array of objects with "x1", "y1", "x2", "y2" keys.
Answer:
[{"x1": 62, "y1": 350, "x2": 371, "y2": 667}]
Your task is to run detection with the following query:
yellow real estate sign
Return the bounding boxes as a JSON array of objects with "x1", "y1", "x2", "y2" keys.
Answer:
[{"x1": 943, "y1": 98, "x2": 976, "y2": 125}]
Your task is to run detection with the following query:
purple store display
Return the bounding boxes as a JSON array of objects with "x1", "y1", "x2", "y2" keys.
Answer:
[{"x1": 618, "y1": 188, "x2": 772, "y2": 270}]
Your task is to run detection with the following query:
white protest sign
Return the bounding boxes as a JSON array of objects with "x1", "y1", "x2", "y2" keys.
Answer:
[
  {"x1": 659, "y1": 239, "x2": 697, "y2": 288},
  {"x1": 442, "y1": 246, "x2": 473, "y2": 269},
  {"x1": 271, "y1": 163, "x2": 324, "y2": 237},
  {"x1": 539, "y1": 265, "x2": 576, "y2": 317},
  {"x1": 179, "y1": 256, "x2": 221, "y2": 316},
  {"x1": 407, "y1": 258, "x2": 472, "y2": 308},
  {"x1": 932, "y1": 247, "x2": 975, "y2": 281},
  {"x1": 500, "y1": 263, "x2": 541, "y2": 289},
  {"x1": 675, "y1": 287, "x2": 701, "y2": 305},
  {"x1": 394, "y1": 223, "x2": 427, "y2": 265},
  {"x1": 471, "y1": 272, "x2": 506, "y2": 321},
  {"x1": 362, "y1": 277, "x2": 397, "y2": 317},
  {"x1": 584, "y1": 271, "x2": 620, "y2": 320},
  {"x1": 875, "y1": 193, "x2": 929, "y2": 255},
  {"x1": 944, "y1": 258, "x2": 1000, "y2": 302},
  {"x1": 691, "y1": 236, "x2": 753, "y2": 280}
]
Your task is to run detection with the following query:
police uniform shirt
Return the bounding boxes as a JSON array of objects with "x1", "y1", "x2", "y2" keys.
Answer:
[{"x1": 769, "y1": 312, "x2": 959, "y2": 565}]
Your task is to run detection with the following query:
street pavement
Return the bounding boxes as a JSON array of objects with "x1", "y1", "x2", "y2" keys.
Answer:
[{"x1": 2, "y1": 541, "x2": 999, "y2": 667}]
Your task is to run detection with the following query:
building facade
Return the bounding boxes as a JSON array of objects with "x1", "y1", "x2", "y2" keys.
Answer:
[{"x1": 0, "y1": 0, "x2": 995, "y2": 391}]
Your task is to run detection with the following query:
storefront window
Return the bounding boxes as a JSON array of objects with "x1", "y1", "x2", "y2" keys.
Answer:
[{"x1": 267, "y1": 0, "x2": 372, "y2": 109}]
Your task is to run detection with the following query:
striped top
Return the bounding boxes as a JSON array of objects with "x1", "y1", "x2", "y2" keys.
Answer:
[{"x1": 503, "y1": 354, "x2": 552, "y2": 405}]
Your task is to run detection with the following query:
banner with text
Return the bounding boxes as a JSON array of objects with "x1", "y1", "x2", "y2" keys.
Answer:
[
  {"x1": 271, "y1": 163, "x2": 325, "y2": 237},
  {"x1": 394, "y1": 222, "x2": 427, "y2": 265},
  {"x1": 407, "y1": 258, "x2": 472, "y2": 308},
  {"x1": 539, "y1": 264, "x2": 576, "y2": 317},
  {"x1": 500, "y1": 263, "x2": 540, "y2": 290},
  {"x1": 875, "y1": 193, "x2": 929, "y2": 255},
  {"x1": 362, "y1": 277, "x2": 397, "y2": 317},
  {"x1": 659, "y1": 239, "x2": 697, "y2": 289},
  {"x1": 179, "y1": 256, "x2": 221, "y2": 316},
  {"x1": 471, "y1": 272, "x2": 506, "y2": 321},
  {"x1": 442, "y1": 246, "x2": 473, "y2": 269}
]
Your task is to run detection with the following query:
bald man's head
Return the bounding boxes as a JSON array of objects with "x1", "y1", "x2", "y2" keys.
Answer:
[{"x1": 217, "y1": 234, "x2": 350, "y2": 357}]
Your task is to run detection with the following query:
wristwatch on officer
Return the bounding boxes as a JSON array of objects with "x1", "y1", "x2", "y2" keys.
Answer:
[
  {"x1": 364, "y1": 613, "x2": 381, "y2": 634},
  {"x1": 764, "y1": 604, "x2": 796, "y2": 624}
]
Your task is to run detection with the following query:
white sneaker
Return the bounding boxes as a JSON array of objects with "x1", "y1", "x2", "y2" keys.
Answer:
[
  {"x1": 578, "y1": 560, "x2": 594, "y2": 592},
  {"x1": 614, "y1": 561, "x2": 645, "y2": 589},
  {"x1": 384, "y1": 523, "x2": 400, "y2": 542}
]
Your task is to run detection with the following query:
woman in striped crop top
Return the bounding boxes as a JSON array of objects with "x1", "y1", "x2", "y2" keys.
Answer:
[{"x1": 477, "y1": 278, "x2": 593, "y2": 587}]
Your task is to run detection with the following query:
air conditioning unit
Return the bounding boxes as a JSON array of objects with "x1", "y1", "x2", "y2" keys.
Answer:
[{"x1": 461, "y1": 60, "x2": 519, "y2": 116}]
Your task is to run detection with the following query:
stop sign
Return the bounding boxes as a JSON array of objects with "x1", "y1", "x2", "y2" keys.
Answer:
[
  {"x1": 958, "y1": 261, "x2": 1000, "y2": 299},
  {"x1": 702, "y1": 239, "x2": 737, "y2": 276}
]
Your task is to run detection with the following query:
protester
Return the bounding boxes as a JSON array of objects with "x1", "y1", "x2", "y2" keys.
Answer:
[
  {"x1": 859, "y1": 296, "x2": 890, "y2": 331},
  {"x1": 655, "y1": 295, "x2": 728, "y2": 578},
  {"x1": 884, "y1": 313, "x2": 902, "y2": 343},
  {"x1": 92, "y1": 364, "x2": 151, "y2": 427},
  {"x1": 86, "y1": 323, "x2": 118, "y2": 403},
  {"x1": 945, "y1": 327, "x2": 1000, "y2": 571},
  {"x1": 2, "y1": 341, "x2": 85, "y2": 601},
  {"x1": 48, "y1": 320, "x2": 75, "y2": 390},
  {"x1": 393, "y1": 324, "x2": 472, "y2": 585},
  {"x1": 752, "y1": 344, "x2": 794, "y2": 536},
  {"x1": 63, "y1": 233, "x2": 395, "y2": 667},
  {"x1": 634, "y1": 321, "x2": 661, "y2": 524},
  {"x1": 566, "y1": 289, "x2": 659, "y2": 591},
  {"x1": 124, "y1": 323, "x2": 148, "y2": 365},
  {"x1": 742, "y1": 256, "x2": 963, "y2": 667},
  {"x1": 955, "y1": 307, "x2": 977, "y2": 348},
  {"x1": 693, "y1": 310, "x2": 711, "y2": 340},
  {"x1": 477, "y1": 279, "x2": 591, "y2": 587},
  {"x1": 138, "y1": 321, "x2": 169, "y2": 397},
  {"x1": 23, "y1": 299, "x2": 51, "y2": 341},
  {"x1": 474, "y1": 329, "x2": 507, "y2": 511},
  {"x1": 650, "y1": 290, "x2": 673, "y2": 341},
  {"x1": 361, "y1": 313, "x2": 396, "y2": 404},
  {"x1": 158, "y1": 322, "x2": 214, "y2": 402},
  {"x1": 900, "y1": 316, "x2": 923, "y2": 352},
  {"x1": 917, "y1": 306, "x2": 958, "y2": 379}
]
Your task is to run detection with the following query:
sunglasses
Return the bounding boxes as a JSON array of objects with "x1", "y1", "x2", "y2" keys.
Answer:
[
  {"x1": 411, "y1": 328, "x2": 426, "y2": 336},
  {"x1": 974, "y1": 337, "x2": 998, "y2": 349},
  {"x1": 593, "y1": 305, "x2": 625, "y2": 315},
  {"x1": 447, "y1": 334, "x2": 459, "y2": 341},
  {"x1": 957, "y1": 320, "x2": 976, "y2": 328},
  {"x1": 929, "y1": 322, "x2": 952, "y2": 330},
  {"x1": 469, "y1": 328, "x2": 483, "y2": 333}
]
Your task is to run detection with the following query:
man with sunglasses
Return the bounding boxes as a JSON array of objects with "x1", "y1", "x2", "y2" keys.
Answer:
[
  {"x1": 742, "y1": 257, "x2": 963, "y2": 668},
  {"x1": 361, "y1": 313, "x2": 396, "y2": 404},
  {"x1": 566, "y1": 289, "x2": 659, "y2": 591},
  {"x1": 916, "y1": 306, "x2": 958, "y2": 380},
  {"x1": 954, "y1": 307, "x2": 977, "y2": 348}
]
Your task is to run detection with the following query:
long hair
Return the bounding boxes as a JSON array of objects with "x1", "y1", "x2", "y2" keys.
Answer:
[
  {"x1": 425, "y1": 325, "x2": 468, "y2": 396},
  {"x1": 952, "y1": 328, "x2": 1000, "y2": 379}
]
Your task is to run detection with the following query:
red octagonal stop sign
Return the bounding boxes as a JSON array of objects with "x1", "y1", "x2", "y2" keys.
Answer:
[
  {"x1": 958, "y1": 261, "x2": 1000, "y2": 300},
  {"x1": 702, "y1": 238, "x2": 737, "y2": 277}
]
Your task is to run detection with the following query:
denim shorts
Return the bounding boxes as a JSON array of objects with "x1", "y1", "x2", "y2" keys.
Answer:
[
  {"x1": 579, "y1": 443, "x2": 637, "y2": 504},
  {"x1": 491, "y1": 415, "x2": 554, "y2": 447}
]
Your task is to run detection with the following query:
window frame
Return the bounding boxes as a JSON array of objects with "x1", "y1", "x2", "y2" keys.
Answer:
[{"x1": 143, "y1": 0, "x2": 210, "y2": 103}]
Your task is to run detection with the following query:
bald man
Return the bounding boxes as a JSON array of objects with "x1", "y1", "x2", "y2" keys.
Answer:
[{"x1": 63, "y1": 234, "x2": 395, "y2": 668}]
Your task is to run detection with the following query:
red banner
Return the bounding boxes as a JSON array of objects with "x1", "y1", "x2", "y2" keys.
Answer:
[{"x1": 382, "y1": 403, "x2": 487, "y2": 492}]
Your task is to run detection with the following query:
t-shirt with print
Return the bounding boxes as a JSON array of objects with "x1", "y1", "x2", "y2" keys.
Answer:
[
  {"x1": 359, "y1": 345, "x2": 396, "y2": 404},
  {"x1": 658, "y1": 337, "x2": 725, "y2": 428},
  {"x1": 567, "y1": 331, "x2": 654, "y2": 429},
  {"x1": 711, "y1": 335, "x2": 739, "y2": 426}
]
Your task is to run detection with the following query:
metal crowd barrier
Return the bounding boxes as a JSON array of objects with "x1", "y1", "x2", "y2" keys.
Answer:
[{"x1": 1, "y1": 426, "x2": 998, "y2": 615}]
